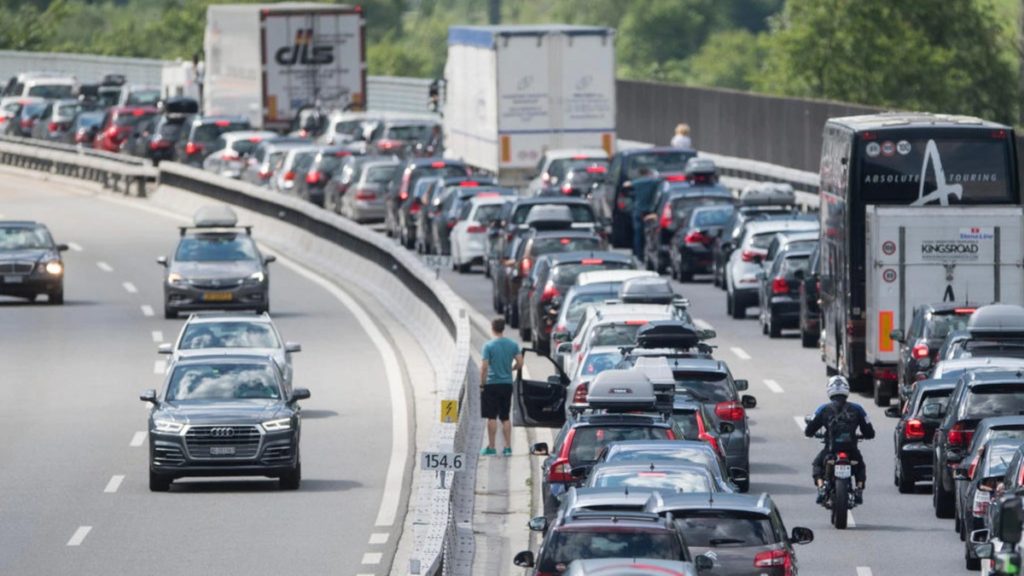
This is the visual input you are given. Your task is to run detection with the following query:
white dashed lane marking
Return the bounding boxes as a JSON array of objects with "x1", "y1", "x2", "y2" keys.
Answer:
[
  {"x1": 763, "y1": 379, "x2": 785, "y2": 394},
  {"x1": 103, "y1": 475, "x2": 125, "y2": 494},
  {"x1": 96, "y1": 262, "x2": 112, "y2": 272},
  {"x1": 67, "y1": 242, "x2": 83, "y2": 252},
  {"x1": 856, "y1": 567, "x2": 871, "y2": 576},
  {"x1": 66, "y1": 526, "x2": 92, "y2": 547},
  {"x1": 153, "y1": 360, "x2": 167, "y2": 375},
  {"x1": 129, "y1": 431, "x2": 147, "y2": 447},
  {"x1": 368, "y1": 533, "x2": 389, "y2": 545},
  {"x1": 793, "y1": 416, "x2": 806, "y2": 432},
  {"x1": 140, "y1": 305, "x2": 154, "y2": 317},
  {"x1": 151, "y1": 330, "x2": 164, "y2": 343},
  {"x1": 361, "y1": 552, "x2": 383, "y2": 565},
  {"x1": 730, "y1": 347, "x2": 751, "y2": 360},
  {"x1": 122, "y1": 282, "x2": 137, "y2": 294}
]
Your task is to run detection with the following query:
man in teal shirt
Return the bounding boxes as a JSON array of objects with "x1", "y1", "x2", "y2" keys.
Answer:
[{"x1": 480, "y1": 317, "x2": 523, "y2": 456}]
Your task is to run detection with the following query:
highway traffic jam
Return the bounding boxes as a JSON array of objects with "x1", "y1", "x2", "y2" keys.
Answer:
[{"x1": 5, "y1": 8, "x2": 1024, "y2": 576}]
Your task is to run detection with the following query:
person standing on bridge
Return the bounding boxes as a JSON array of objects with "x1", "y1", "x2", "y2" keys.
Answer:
[
  {"x1": 671, "y1": 123, "x2": 693, "y2": 149},
  {"x1": 631, "y1": 166, "x2": 660, "y2": 260},
  {"x1": 480, "y1": 317, "x2": 523, "y2": 456}
]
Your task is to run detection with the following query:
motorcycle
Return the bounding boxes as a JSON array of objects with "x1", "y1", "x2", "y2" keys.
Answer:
[{"x1": 806, "y1": 415, "x2": 865, "y2": 530}]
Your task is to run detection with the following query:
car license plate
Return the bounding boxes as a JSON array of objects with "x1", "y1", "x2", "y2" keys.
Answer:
[
  {"x1": 4, "y1": 275, "x2": 23, "y2": 284},
  {"x1": 210, "y1": 446, "x2": 236, "y2": 456},
  {"x1": 203, "y1": 291, "x2": 234, "y2": 302},
  {"x1": 834, "y1": 464, "x2": 852, "y2": 479}
]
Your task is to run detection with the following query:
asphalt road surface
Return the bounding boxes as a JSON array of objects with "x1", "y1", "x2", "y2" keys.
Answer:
[
  {"x1": 435, "y1": 255, "x2": 975, "y2": 576},
  {"x1": 0, "y1": 173, "x2": 405, "y2": 576}
]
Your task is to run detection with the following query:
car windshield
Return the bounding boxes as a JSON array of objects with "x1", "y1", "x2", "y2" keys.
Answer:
[
  {"x1": 0, "y1": 226, "x2": 52, "y2": 250},
  {"x1": 540, "y1": 531, "x2": 680, "y2": 572},
  {"x1": 180, "y1": 321, "x2": 280, "y2": 350},
  {"x1": 158, "y1": 123, "x2": 184, "y2": 138},
  {"x1": 165, "y1": 363, "x2": 280, "y2": 401},
  {"x1": 115, "y1": 112, "x2": 155, "y2": 127},
  {"x1": 925, "y1": 314, "x2": 972, "y2": 340},
  {"x1": 750, "y1": 231, "x2": 783, "y2": 250},
  {"x1": 580, "y1": 351, "x2": 623, "y2": 377},
  {"x1": 98, "y1": 88, "x2": 120, "y2": 107},
  {"x1": 386, "y1": 124, "x2": 433, "y2": 142},
  {"x1": 692, "y1": 206, "x2": 734, "y2": 227},
  {"x1": 627, "y1": 151, "x2": 696, "y2": 178},
  {"x1": 675, "y1": 512, "x2": 776, "y2": 547},
  {"x1": 76, "y1": 113, "x2": 103, "y2": 128},
  {"x1": 590, "y1": 323, "x2": 646, "y2": 347},
  {"x1": 780, "y1": 255, "x2": 810, "y2": 276},
  {"x1": 514, "y1": 204, "x2": 595, "y2": 224},
  {"x1": 366, "y1": 165, "x2": 399, "y2": 183},
  {"x1": 55, "y1": 104, "x2": 79, "y2": 121},
  {"x1": 334, "y1": 119, "x2": 365, "y2": 135},
  {"x1": 567, "y1": 291, "x2": 617, "y2": 323},
  {"x1": 27, "y1": 84, "x2": 73, "y2": 99},
  {"x1": 533, "y1": 237, "x2": 603, "y2": 254},
  {"x1": 965, "y1": 385, "x2": 1024, "y2": 419},
  {"x1": 553, "y1": 262, "x2": 633, "y2": 285},
  {"x1": 126, "y1": 89, "x2": 161, "y2": 106},
  {"x1": 674, "y1": 371, "x2": 734, "y2": 402},
  {"x1": 175, "y1": 234, "x2": 258, "y2": 262},
  {"x1": 569, "y1": 426, "x2": 671, "y2": 465},
  {"x1": 591, "y1": 469, "x2": 711, "y2": 492}
]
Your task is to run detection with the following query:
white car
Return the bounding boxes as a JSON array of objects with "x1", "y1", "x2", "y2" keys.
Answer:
[
  {"x1": 576, "y1": 269, "x2": 658, "y2": 288},
  {"x1": 527, "y1": 148, "x2": 609, "y2": 196},
  {"x1": 450, "y1": 195, "x2": 513, "y2": 273},
  {"x1": 203, "y1": 131, "x2": 279, "y2": 179},
  {"x1": 563, "y1": 302, "x2": 689, "y2": 378},
  {"x1": 725, "y1": 219, "x2": 818, "y2": 320},
  {"x1": 158, "y1": 312, "x2": 301, "y2": 385},
  {"x1": 564, "y1": 344, "x2": 623, "y2": 417},
  {"x1": 271, "y1": 146, "x2": 319, "y2": 194}
]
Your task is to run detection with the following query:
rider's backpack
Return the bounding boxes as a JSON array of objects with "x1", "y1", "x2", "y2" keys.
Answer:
[{"x1": 827, "y1": 404, "x2": 859, "y2": 446}]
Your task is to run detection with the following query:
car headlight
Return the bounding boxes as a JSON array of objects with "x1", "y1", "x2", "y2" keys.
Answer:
[
  {"x1": 262, "y1": 418, "x2": 291, "y2": 432},
  {"x1": 40, "y1": 261, "x2": 63, "y2": 275},
  {"x1": 167, "y1": 272, "x2": 184, "y2": 285},
  {"x1": 153, "y1": 419, "x2": 184, "y2": 434},
  {"x1": 248, "y1": 271, "x2": 265, "y2": 283}
]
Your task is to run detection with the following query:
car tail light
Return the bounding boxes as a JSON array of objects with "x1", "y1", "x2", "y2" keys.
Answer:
[
  {"x1": 248, "y1": 136, "x2": 263, "y2": 143},
  {"x1": 875, "y1": 367, "x2": 898, "y2": 382},
  {"x1": 948, "y1": 422, "x2": 973, "y2": 448},
  {"x1": 659, "y1": 203, "x2": 672, "y2": 229},
  {"x1": 616, "y1": 198, "x2": 627, "y2": 210},
  {"x1": 520, "y1": 258, "x2": 532, "y2": 276},
  {"x1": 399, "y1": 173, "x2": 411, "y2": 201},
  {"x1": 541, "y1": 281, "x2": 560, "y2": 302},
  {"x1": 715, "y1": 401, "x2": 745, "y2": 421},
  {"x1": 771, "y1": 277, "x2": 789, "y2": 294},
  {"x1": 912, "y1": 341, "x2": 930, "y2": 360},
  {"x1": 974, "y1": 486, "x2": 993, "y2": 517},
  {"x1": 904, "y1": 418, "x2": 925, "y2": 440},
  {"x1": 561, "y1": 183, "x2": 573, "y2": 195},
  {"x1": 573, "y1": 382, "x2": 589, "y2": 404},
  {"x1": 624, "y1": 320, "x2": 648, "y2": 326},
  {"x1": 684, "y1": 230, "x2": 708, "y2": 245},
  {"x1": 185, "y1": 141, "x2": 203, "y2": 156},
  {"x1": 741, "y1": 250, "x2": 761, "y2": 262},
  {"x1": 580, "y1": 258, "x2": 604, "y2": 265},
  {"x1": 467, "y1": 225, "x2": 487, "y2": 233},
  {"x1": 214, "y1": 120, "x2": 231, "y2": 127},
  {"x1": 47, "y1": 122, "x2": 59, "y2": 132},
  {"x1": 754, "y1": 549, "x2": 793, "y2": 572},
  {"x1": 377, "y1": 139, "x2": 403, "y2": 150},
  {"x1": 334, "y1": 150, "x2": 350, "y2": 157},
  {"x1": 586, "y1": 165, "x2": 607, "y2": 174},
  {"x1": 459, "y1": 181, "x2": 479, "y2": 187},
  {"x1": 409, "y1": 202, "x2": 422, "y2": 215},
  {"x1": 106, "y1": 125, "x2": 119, "y2": 138},
  {"x1": 354, "y1": 189, "x2": 376, "y2": 200},
  {"x1": 549, "y1": 458, "x2": 573, "y2": 483},
  {"x1": 150, "y1": 140, "x2": 170, "y2": 150},
  {"x1": 306, "y1": 170, "x2": 323, "y2": 185},
  {"x1": 283, "y1": 171, "x2": 295, "y2": 181},
  {"x1": 431, "y1": 161, "x2": 446, "y2": 168},
  {"x1": 258, "y1": 169, "x2": 272, "y2": 180},
  {"x1": 664, "y1": 174, "x2": 687, "y2": 182}
]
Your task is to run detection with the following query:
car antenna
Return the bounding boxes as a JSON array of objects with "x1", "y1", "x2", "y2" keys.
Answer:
[{"x1": 624, "y1": 485, "x2": 629, "y2": 497}]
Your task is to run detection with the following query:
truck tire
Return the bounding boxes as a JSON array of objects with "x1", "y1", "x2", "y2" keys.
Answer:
[
  {"x1": 873, "y1": 380, "x2": 892, "y2": 406},
  {"x1": 801, "y1": 328, "x2": 818, "y2": 348}
]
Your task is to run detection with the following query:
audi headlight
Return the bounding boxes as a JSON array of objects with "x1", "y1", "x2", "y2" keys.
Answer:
[
  {"x1": 40, "y1": 261, "x2": 63, "y2": 275},
  {"x1": 153, "y1": 419, "x2": 184, "y2": 434},
  {"x1": 248, "y1": 271, "x2": 265, "y2": 283},
  {"x1": 262, "y1": 418, "x2": 291, "y2": 432}
]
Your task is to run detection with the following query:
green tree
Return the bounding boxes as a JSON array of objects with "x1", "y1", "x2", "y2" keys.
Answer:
[
  {"x1": 683, "y1": 29, "x2": 766, "y2": 90},
  {"x1": 757, "y1": 0, "x2": 1018, "y2": 123},
  {"x1": 617, "y1": 0, "x2": 727, "y2": 78}
]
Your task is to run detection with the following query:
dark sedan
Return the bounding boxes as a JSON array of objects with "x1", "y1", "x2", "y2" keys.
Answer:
[
  {"x1": 891, "y1": 303, "x2": 977, "y2": 408},
  {"x1": 955, "y1": 438, "x2": 1023, "y2": 569},
  {"x1": 757, "y1": 241, "x2": 814, "y2": 338},
  {"x1": 141, "y1": 355, "x2": 310, "y2": 491},
  {"x1": 644, "y1": 182, "x2": 734, "y2": 275},
  {"x1": 293, "y1": 146, "x2": 359, "y2": 207},
  {"x1": 887, "y1": 378, "x2": 955, "y2": 493},
  {"x1": 0, "y1": 221, "x2": 68, "y2": 304},
  {"x1": 421, "y1": 180, "x2": 508, "y2": 256},
  {"x1": 177, "y1": 115, "x2": 252, "y2": 167},
  {"x1": 798, "y1": 243, "x2": 821, "y2": 348},
  {"x1": 669, "y1": 203, "x2": 735, "y2": 282},
  {"x1": 384, "y1": 158, "x2": 469, "y2": 240}
]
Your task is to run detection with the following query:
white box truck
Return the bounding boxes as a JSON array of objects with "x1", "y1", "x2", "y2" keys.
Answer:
[
  {"x1": 203, "y1": 3, "x2": 366, "y2": 131},
  {"x1": 443, "y1": 25, "x2": 616, "y2": 182},
  {"x1": 865, "y1": 205, "x2": 1024, "y2": 398}
]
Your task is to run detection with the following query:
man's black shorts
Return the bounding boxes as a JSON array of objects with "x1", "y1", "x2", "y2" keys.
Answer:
[{"x1": 481, "y1": 384, "x2": 513, "y2": 420}]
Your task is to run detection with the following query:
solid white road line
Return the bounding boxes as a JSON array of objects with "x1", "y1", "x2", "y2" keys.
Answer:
[
  {"x1": 67, "y1": 242, "x2": 83, "y2": 252},
  {"x1": 361, "y1": 552, "x2": 383, "y2": 565},
  {"x1": 66, "y1": 526, "x2": 92, "y2": 546},
  {"x1": 153, "y1": 360, "x2": 166, "y2": 375},
  {"x1": 151, "y1": 330, "x2": 164, "y2": 343},
  {"x1": 104, "y1": 475, "x2": 125, "y2": 494},
  {"x1": 129, "y1": 431, "x2": 147, "y2": 447},
  {"x1": 122, "y1": 281, "x2": 137, "y2": 294},
  {"x1": 368, "y1": 533, "x2": 389, "y2": 545},
  {"x1": 730, "y1": 347, "x2": 751, "y2": 360},
  {"x1": 96, "y1": 262, "x2": 112, "y2": 272},
  {"x1": 270, "y1": 251, "x2": 409, "y2": 529},
  {"x1": 856, "y1": 567, "x2": 872, "y2": 576},
  {"x1": 140, "y1": 305, "x2": 154, "y2": 317},
  {"x1": 693, "y1": 318, "x2": 714, "y2": 331},
  {"x1": 763, "y1": 379, "x2": 785, "y2": 394}
]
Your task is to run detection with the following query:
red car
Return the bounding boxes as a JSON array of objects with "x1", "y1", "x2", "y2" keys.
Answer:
[{"x1": 93, "y1": 106, "x2": 158, "y2": 152}]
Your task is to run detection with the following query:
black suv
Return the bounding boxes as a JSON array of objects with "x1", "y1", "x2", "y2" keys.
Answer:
[
  {"x1": 798, "y1": 243, "x2": 821, "y2": 348},
  {"x1": 757, "y1": 241, "x2": 815, "y2": 338},
  {"x1": 643, "y1": 182, "x2": 734, "y2": 275},
  {"x1": 0, "y1": 220, "x2": 68, "y2": 304},
  {"x1": 933, "y1": 370, "x2": 1024, "y2": 518},
  {"x1": 140, "y1": 355, "x2": 310, "y2": 491},
  {"x1": 891, "y1": 303, "x2": 977, "y2": 407},
  {"x1": 177, "y1": 115, "x2": 252, "y2": 166},
  {"x1": 887, "y1": 378, "x2": 955, "y2": 493}
]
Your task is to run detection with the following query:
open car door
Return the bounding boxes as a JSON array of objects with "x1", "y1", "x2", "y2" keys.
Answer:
[{"x1": 512, "y1": 348, "x2": 568, "y2": 428}]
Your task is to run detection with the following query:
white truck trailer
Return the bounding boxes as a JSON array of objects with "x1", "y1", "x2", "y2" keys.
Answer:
[
  {"x1": 443, "y1": 25, "x2": 616, "y2": 183},
  {"x1": 203, "y1": 3, "x2": 366, "y2": 131}
]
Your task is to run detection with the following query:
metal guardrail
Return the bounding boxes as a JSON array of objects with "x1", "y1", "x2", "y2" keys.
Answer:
[{"x1": 0, "y1": 135, "x2": 157, "y2": 196}]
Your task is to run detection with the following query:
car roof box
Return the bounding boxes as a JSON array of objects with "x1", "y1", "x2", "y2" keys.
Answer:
[
  {"x1": 163, "y1": 97, "x2": 199, "y2": 116},
  {"x1": 193, "y1": 205, "x2": 238, "y2": 228},
  {"x1": 684, "y1": 157, "x2": 717, "y2": 176},
  {"x1": 619, "y1": 277, "x2": 675, "y2": 305},
  {"x1": 587, "y1": 370, "x2": 658, "y2": 412},
  {"x1": 526, "y1": 205, "x2": 574, "y2": 230},
  {"x1": 636, "y1": 320, "x2": 700, "y2": 349},
  {"x1": 631, "y1": 357, "x2": 676, "y2": 413},
  {"x1": 739, "y1": 183, "x2": 796, "y2": 207},
  {"x1": 968, "y1": 304, "x2": 1024, "y2": 337}
]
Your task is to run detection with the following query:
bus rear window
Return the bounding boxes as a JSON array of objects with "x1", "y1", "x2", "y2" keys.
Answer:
[{"x1": 858, "y1": 135, "x2": 1014, "y2": 204}]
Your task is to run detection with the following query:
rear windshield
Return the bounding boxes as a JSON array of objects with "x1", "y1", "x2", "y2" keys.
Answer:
[
  {"x1": 674, "y1": 371, "x2": 735, "y2": 403},
  {"x1": 540, "y1": 531, "x2": 680, "y2": 572},
  {"x1": 334, "y1": 119, "x2": 364, "y2": 135},
  {"x1": 411, "y1": 165, "x2": 469, "y2": 185},
  {"x1": 366, "y1": 165, "x2": 400, "y2": 183},
  {"x1": 533, "y1": 237, "x2": 602, "y2": 255},
  {"x1": 675, "y1": 512, "x2": 777, "y2": 548},
  {"x1": 28, "y1": 84, "x2": 73, "y2": 99},
  {"x1": 590, "y1": 323, "x2": 645, "y2": 347},
  {"x1": 780, "y1": 255, "x2": 810, "y2": 275},
  {"x1": 580, "y1": 351, "x2": 623, "y2": 378},
  {"x1": 963, "y1": 341, "x2": 1024, "y2": 359},
  {"x1": 231, "y1": 140, "x2": 259, "y2": 156},
  {"x1": 126, "y1": 89, "x2": 161, "y2": 106},
  {"x1": 672, "y1": 196, "x2": 733, "y2": 220},
  {"x1": 549, "y1": 158, "x2": 608, "y2": 176},
  {"x1": 567, "y1": 291, "x2": 618, "y2": 323},
  {"x1": 986, "y1": 443, "x2": 1020, "y2": 477},
  {"x1": 750, "y1": 232, "x2": 778, "y2": 250},
  {"x1": 471, "y1": 204, "x2": 504, "y2": 223},
  {"x1": 514, "y1": 204, "x2": 596, "y2": 224},
  {"x1": 55, "y1": 104, "x2": 79, "y2": 121},
  {"x1": 925, "y1": 313, "x2": 972, "y2": 341},
  {"x1": 115, "y1": 112, "x2": 155, "y2": 127},
  {"x1": 626, "y1": 151, "x2": 696, "y2": 178},
  {"x1": 194, "y1": 122, "x2": 250, "y2": 142},
  {"x1": 569, "y1": 426, "x2": 671, "y2": 465},
  {"x1": 385, "y1": 124, "x2": 433, "y2": 142},
  {"x1": 180, "y1": 321, "x2": 280, "y2": 349},
  {"x1": 591, "y1": 469, "x2": 711, "y2": 492},
  {"x1": 553, "y1": 261, "x2": 633, "y2": 285},
  {"x1": 965, "y1": 385, "x2": 1024, "y2": 419},
  {"x1": 916, "y1": 391, "x2": 953, "y2": 417},
  {"x1": 670, "y1": 410, "x2": 702, "y2": 440},
  {"x1": 692, "y1": 206, "x2": 734, "y2": 227}
]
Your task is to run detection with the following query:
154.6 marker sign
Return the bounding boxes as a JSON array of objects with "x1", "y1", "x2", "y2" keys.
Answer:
[{"x1": 420, "y1": 452, "x2": 465, "y2": 471}]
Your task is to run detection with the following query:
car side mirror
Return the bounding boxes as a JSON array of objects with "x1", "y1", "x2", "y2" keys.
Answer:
[
  {"x1": 994, "y1": 495, "x2": 1024, "y2": 544},
  {"x1": 889, "y1": 329, "x2": 905, "y2": 343},
  {"x1": 884, "y1": 406, "x2": 901, "y2": 418},
  {"x1": 264, "y1": 255, "x2": 277, "y2": 265},
  {"x1": 157, "y1": 343, "x2": 173, "y2": 355},
  {"x1": 289, "y1": 388, "x2": 311, "y2": 403},
  {"x1": 954, "y1": 466, "x2": 971, "y2": 480},
  {"x1": 527, "y1": 516, "x2": 548, "y2": 532},
  {"x1": 140, "y1": 389, "x2": 158, "y2": 405},
  {"x1": 56, "y1": 243, "x2": 69, "y2": 252},
  {"x1": 156, "y1": 256, "x2": 168, "y2": 267},
  {"x1": 513, "y1": 550, "x2": 535, "y2": 568},
  {"x1": 741, "y1": 395, "x2": 757, "y2": 409},
  {"x1": 719, "y1": 422, "x2": 736, "y2": 435},
  {"x1": 922, "y1": 403, "x2": 942, "y2": 418},
  {"x1": 531, "y1": 442, "x2": 549, "y2": 456},
  {"x1": 803, "y1": 414, "x2": 814, "y2": 424},
  {"x1": 734, "y1": 379, "x2": 749, "y2": 391},
  {"x1": 285, "y1": 342, "x2": 302, "y2": 353},
  {"x1": 556, "y1": 342, "x2": 573, "y2": 355},
  {"x1": 791, "y1": 526, "x2": 814, "y2": 545},
  {"x1": 694, "y1": 555, "x2": 714, "y2": 572},
  {"x1": 728, "y1": 467, "x2": 748, "y2": 484},
  {"x1": 971, "y1": 540, "x2": 994, "y2": 560}
]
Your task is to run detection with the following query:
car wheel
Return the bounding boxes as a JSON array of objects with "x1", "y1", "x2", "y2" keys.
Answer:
[
  {"x1": 492, "y1": 286, "x2": 502, "y2": 313},
  {"x1": 457, "y1": 261, "x2": 471, "y2": 273},
  {"x1": 768, "y1": 313, "x2": 781, "y2": 338},
  {"x1": 280, "y1": 459, "x2": 301, "y2": 490},
  {"x1": 873, "y1": 379, "x2": 891, "y2": 407},
  {"x1": 164, "y1": 305, "x2": 177, "y2": 319},
  {"x1": 48, "y1": 289, "x2": 64, "y2": 305},
  {"x1": 735, "y1": 477, "x2": 750, "y2": 493},
  {"x1": 149, "y1": 470, "x2": 172, "y2": 492},
  {"x1": 965, "y1": 541, "x2": 981, "y2": 570},
  {"x1": 519, "y1": 319, "x2": 531, "y2": 342},
  {"x1": 507, "y1": 302, "x2": 519, "y2": 329},
  {"x1": 801, "y1": 327, "x2": 818, "y2": 348},
  {"x1": 896, "y1": 457, "x2": 914, "y2": 494},
  {"x1": 726, "y1": 292, "x2": 733, "y2": 315},
  {"x1": 934, "y1": 469, "x2": 956, "y2": 518}
]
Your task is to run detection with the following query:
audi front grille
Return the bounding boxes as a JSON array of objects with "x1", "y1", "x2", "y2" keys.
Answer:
[{"x1": 185, "y1": 425, "x2": 261, "y2": 459}]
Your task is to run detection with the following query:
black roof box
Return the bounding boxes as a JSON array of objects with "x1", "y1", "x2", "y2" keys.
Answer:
[
  {"x1": 587, "y1": 370, "x2": 658, "y2": 412},
  {"x1": 968, "y1": 304, "x2": 1024, "y2": 337},
  {"x1": 739, "y1": 183, "x2": 796, "y2": 207},
  {"x1": 526, "y1": 205, "x2": 574, "y2": 231},
  {"x1": 684, "y1": 157, "x2": 717, "y2": 176},
  {"x1": 619, "y1": 277, "x2": 675, "y2": 305},
  {"x1": 637, "y1": 321, "x2": 700, "y2": 349}
]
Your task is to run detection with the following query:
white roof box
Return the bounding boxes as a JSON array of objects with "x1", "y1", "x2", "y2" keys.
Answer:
[
  {"x1": 193, "y1": 205, "x2": 238, "y2": 228},
  {"x1": 587, "y1": 370, "x2": 657, "y2": 412},
  {"x1": 739, "y1": 183, "x2": 796, "y2": 207}
]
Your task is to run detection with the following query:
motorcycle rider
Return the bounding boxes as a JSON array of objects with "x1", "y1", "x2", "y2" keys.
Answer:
[{"x1": 804, "y1": 376, "x2": 875, "y2": 504}]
